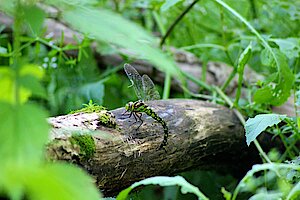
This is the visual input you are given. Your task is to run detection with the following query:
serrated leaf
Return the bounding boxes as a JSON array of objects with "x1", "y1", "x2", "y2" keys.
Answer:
[
  {"x1": 245, "y1": 114, "x2": 286, "y2": 146},
  {"x1": 0, "y1": 103, "x2": 49, "y2": 165},
  {"x1": 161, "y1": 0, "x2": 182, "y2": 12},
  {"x1": 117, "y1": 176, "x2": 208, "y2": 200}
]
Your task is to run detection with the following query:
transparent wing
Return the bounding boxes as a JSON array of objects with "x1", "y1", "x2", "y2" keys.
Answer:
[
  {"x1": 124, "y1": 63, "x2": 144, "y2": 100},
  {"x1": 142, "y1": 74, "x2": 160, "y2": 101}
]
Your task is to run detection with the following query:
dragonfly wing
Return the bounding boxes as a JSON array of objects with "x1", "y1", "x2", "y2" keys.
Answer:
[
  {"x1": 142, "y1": 74, "x2": 160, "y2": 101},
  {"x1": 124, "y1": 63, "x2": 144, "y2": 100}
]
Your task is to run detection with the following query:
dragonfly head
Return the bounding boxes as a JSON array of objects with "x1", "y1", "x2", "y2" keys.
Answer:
[{"x1": 125, "y1": 101, "x2": 134, "y2": 111}]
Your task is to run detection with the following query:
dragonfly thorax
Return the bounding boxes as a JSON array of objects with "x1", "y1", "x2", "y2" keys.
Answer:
[{"x1": 125, "y1": 101, "x2": 135, "y2": 111}]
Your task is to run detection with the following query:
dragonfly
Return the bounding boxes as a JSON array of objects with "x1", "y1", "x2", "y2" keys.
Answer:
[{"x1": 123, "y1": 63, "x2": 169, "y2": 149}]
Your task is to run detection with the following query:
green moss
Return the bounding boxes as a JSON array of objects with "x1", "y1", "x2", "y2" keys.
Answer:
[
  {"x1": 97, "y1": 110, "x2": 116, "y2": 128},
  {"x1": 70, "y1": 134, "x2": 96, "y2": 160},
  {"x1": 69, "y1": 100, "x2": 106, "y2": 114},
  {"x1": 69, "y1": 100, "x2": 117, "y2": 129}
]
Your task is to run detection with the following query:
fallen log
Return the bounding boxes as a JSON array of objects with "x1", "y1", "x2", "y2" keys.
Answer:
[{"x1": 46, "y1": 99, "x2": 264, "y2": 196}]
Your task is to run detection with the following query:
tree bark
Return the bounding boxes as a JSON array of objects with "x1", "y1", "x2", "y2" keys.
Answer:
[{"x1": 47, "y1": 99, "x2": 264, "y2": 196}]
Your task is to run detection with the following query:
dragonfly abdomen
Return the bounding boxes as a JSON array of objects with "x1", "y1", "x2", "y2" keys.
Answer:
[{"x1": 141, "y1": 104, "x2": 169, "y2": 148}]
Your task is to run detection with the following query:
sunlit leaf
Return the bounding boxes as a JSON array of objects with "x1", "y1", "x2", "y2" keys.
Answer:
[
  {"x1": 117, "y1": 176, "x2": 208, "y2": 200},
  {"x1": 26, "y1": 163, "x2": 101, "y2": 200},
  {"x1": 245, "y1": 114, "x2": 286, "y2": 146},
  {"x1": 0, "y1": 163, "x2": 101, "y2": 200},
  {"x1": 0, "y1": 102, "x2": 49, "y2": 165},
  {"x1": 0, "y1": 65, "x2": 45, "y2": 103}
]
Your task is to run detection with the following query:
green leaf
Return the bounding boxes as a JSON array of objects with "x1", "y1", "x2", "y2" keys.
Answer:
[
  {"x1": 117, "y1": 176, "x2": 208, "y2": 200},
  {"x1": 234, "y1": 42, "x2": 252, "y2": 106},
  {"x1": 260, "y1": 48, "x2": 275, "y2": 66},
  {"x1": 23, "y1": 5, "x2": 46, "y2": 36},
  {"x1": 245, "y1": 114, "x2": 286, "y2": 146},
  {"x1": 0, "y1": 65, "x2": 45, "y2": 104},
  {"x1": 221, "y1": 187, "x2": 232, "y2": 200},
  {"x1": 26, "y1": 163, "x2": 101, "y2": 200},
  {"x1": 19, "y1": 75, "x2": 47, "y2": 99},
  {"x1": 0, "y1": 102, "x2": 49, "y2": 165},
  {"x1": 0, "y1": 163, "x2": 101, "y2": 200},
  {"x1": 58, "y1": 5, "x2": 181, "y2": 78},
  {"x1": 249, "y1": 192, "x2": 283, "y2": 200},
  {"x1": 271, "y1": 38, "x2": 300, "y2": 59},
  {"x1": 287, "y1": 176, "x2": 300, "y2": 199},
  {"x1": 78, "y1": 80, "x2": 105, "y2": 105},
  {"x1": 161, "y1": 0, "x2": 182, "y2": 12},
  {"x1": 254, "y1": 49, "x2": 295, "y2": 106}
]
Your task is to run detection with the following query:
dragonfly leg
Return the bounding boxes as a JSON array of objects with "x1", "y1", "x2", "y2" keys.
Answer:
[
  {"x1": 133, "y1": 112, "x2": 144, "y2": 130},
  {"x1": 120, "y1": 110, "x2": 133, "y2": 119}
]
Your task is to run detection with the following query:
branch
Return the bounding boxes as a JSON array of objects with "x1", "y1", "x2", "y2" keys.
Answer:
[{"x1": 46, "y1": 99, "x2": 272, "y2": 196}]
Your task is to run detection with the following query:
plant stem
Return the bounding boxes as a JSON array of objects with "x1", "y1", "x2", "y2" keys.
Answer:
[
  {"x1": 13, "y1": 0, "x2": 23, "y2": 106},
  {"x1": 160, "y1": 0, "x2": 199, "y2": 47},
  {"x1": 181, "y1": 70, "x2": 212, "y2": 91},
  {"x1": 163, "y1": 73, "x2": 171, "y2": 99},
  {"x1": 214, "y1": 86, "x2": 272, "y2": 164}
]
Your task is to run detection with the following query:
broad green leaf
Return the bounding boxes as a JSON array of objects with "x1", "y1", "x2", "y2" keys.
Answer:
[
  {"x1": 245, "y1": 114, "x2": 286, "y2": 146},
  {"x1": 0, "y1": 65, "x2": 45, "y2": 104},
  {"x1": 254, "y1": 49, "x2": 295, "y2": 106},
  {"x1": 23, "y1": 5, "x2": 46, "y2": 36},
  {"x1": 234, "y1": 43, "x2": 252, "y2": 106},
  {"x1": 58, "y1": 5, "x2": 181, "y2": 78},
  {"x1": 19, "y1": 75, "x2": 47, "y2": 99},
  {"x1": 0, "y1": 163, "x2": 101, "y2": 200},
  {"x1": 0, "y1": 102, "x2": 49, "y2": 165},
  {"x1": 26, "y1": 163, "x2": 101, "y2": 200},
  {"x1": 161, "y1": 0, "x2": 182, "y2": 12},
  {"x1": 117, "y1": 176, "x2": 208, "y2": 200},
  {"x1": 271, "y1": 38, "x2": 300, "y2": 59},
  {"x1": 78, "y1": 80, "x2": 105, "y2": 105},
  {"x1": 20, "y1": 64, "x2": 44, "y2": 79},
  {"x1": 0, "y1": 67, "x2": 31, "y2": 104}
]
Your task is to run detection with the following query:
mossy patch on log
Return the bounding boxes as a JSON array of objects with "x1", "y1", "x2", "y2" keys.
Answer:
[{"x1": 70, "y1": 134, "x2": 96, "y2": 160}]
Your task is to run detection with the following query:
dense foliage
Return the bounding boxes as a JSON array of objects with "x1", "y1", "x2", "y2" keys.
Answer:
[{"x1": 0, "y1": 0, "x2": 299, "y2": 199}]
